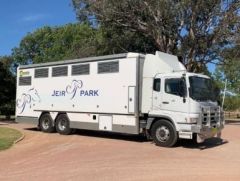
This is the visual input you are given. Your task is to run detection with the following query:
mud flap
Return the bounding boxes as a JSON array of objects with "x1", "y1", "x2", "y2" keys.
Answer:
[{"x1": 197, "y1": 134, "x2": 205, "y2": 143}]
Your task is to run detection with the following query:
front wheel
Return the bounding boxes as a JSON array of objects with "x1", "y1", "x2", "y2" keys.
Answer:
[
  {"x1": 55, "y1": 114, "x2": 72, "y2": 135},
  {"x1": 150, "y1": 120, "x2": 177, "y2": 147}
]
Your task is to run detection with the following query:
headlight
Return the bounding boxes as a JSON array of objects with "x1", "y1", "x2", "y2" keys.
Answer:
[{"x1": 187, "y1": 117, "x2": 198, "y2": 124}]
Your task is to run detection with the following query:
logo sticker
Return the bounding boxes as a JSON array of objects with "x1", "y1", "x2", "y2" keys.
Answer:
[
  {"x1": 16, "y1": 88, "x2": 41, "y2": 114},
  {"x1": 51, "y1": 80, "x2": 99, "y2": 99}
]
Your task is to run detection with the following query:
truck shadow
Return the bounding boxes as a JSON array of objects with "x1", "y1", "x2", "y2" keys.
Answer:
[
  {"x1": 74, "y1": 129, "x2": 149, "y2": 143},
  {"x1": 177, "y1": 138, "x2": 228, "y2": 150},
  {"x1": 24, "y1": 127, "x2": 229, "y2": 148},
  {"x1": 24, "y1": 127, "x2": 148, "y2": 143}
]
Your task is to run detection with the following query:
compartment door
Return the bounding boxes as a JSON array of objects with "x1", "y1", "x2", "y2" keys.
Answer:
[
  {"x1": 128, "y1": 86, "x2": 135, "y2": 113},
  {"x1": 99, "y1": 116, "x2": 112, "y2": 131}
]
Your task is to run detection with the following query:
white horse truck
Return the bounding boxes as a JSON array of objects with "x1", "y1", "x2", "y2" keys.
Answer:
[{"x1": 15, "y1": 51, "x2": 224, "y2": 147}]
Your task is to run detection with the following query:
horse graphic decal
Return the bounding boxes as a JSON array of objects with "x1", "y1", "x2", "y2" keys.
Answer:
[
  {"x1": 66, "y1": 80, "x2": 83, "y2": 99},
  {"x1": 16, "y1": 88, "x2": 41, "y2": 114}
]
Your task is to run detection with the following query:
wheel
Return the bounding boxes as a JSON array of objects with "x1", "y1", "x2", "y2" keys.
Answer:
[
  {"x1": 55, "y1": 114, "x2": 72, "y2": 135},
  {"x1": 39, "y1": 113, "x2": 55, "y2": 133},
  {"x1": 150, "y1": 120, "x2": 177, "y2": 147}
]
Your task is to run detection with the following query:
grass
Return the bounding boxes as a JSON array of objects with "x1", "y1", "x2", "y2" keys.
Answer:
[{"x1": 0, "y1": 127, "x2": 23, "y2": 151}]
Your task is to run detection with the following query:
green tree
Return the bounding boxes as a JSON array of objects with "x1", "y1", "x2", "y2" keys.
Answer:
[
  {"x1": 212, "y1": 41, "x2": 240, "y2": 93},
  {"x1": 12, "y1": 23, "x2": 158, "y2": 64},
  {"x1": 97, "y1": 26, "x2": 157, "y2": 55},
  {"x1": 12, "y1": 24, "x2": 102, "y2": 64},
  {"x1": 72, "y1": 0, "x2": 240, "y2": 72},
  {"x1": 220, "y1": 44, "x2": 240, "y2": 93},
  {"x1": 224, "y1": 96, "x2": 240, "y2": 111},
  {"x1": 0, "y1": 56, "x2": 16, "y2": 119}
]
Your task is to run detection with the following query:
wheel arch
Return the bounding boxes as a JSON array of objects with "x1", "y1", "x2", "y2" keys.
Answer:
[{"x1": 146, "y1": 115, "x2": 177, "y2": 131}]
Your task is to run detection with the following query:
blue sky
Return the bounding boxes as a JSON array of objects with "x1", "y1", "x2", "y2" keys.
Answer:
[{"x1": 0, "y1": 0, "x2": 77, "y2": 56}]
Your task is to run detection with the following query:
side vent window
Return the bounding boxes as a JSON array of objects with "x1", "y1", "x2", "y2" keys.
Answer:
[
  {"x1": 98, "y1": 61, "x2": 119, "y2": 74},
  {"x1": 19, "y1": 76, "x2": 32, "y2": 86},
  {"x1": 72, "y1": 64, "x2": 89, "y2": 75},
  {"x1": 52, "y1": 66, "x2": 68, "y2": 77},
  {"x1": 153, "y1": 78, "x2": 161, "y2": 92},
  {"x1": 34, "y1": 68, "x2": 48, "y2": 78}
]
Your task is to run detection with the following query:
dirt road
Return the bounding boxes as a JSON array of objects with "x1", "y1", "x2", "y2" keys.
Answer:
[{"x1": 0, "y1": 122, "x2": 240, "y2": 181}]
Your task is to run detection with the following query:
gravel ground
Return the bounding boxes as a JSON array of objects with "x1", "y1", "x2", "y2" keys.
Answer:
[{"x1": 0, "y1": 122, "x2": 240, "y2": 181}]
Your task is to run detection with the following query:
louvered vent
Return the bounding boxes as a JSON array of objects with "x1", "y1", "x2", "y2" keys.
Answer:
[
  {"x1": 19, "y1": 76, "x2": 32, "y2": 86},
  {"x1": 72, "y1": 64, "x2": 89, "y2": 75},
  {"x1": 52, "y1": 66, "x2": 68, "y2": 77},
  {"x1": 98, "y1": 61, "x2": 119, "y2": 74},
  {"x1": 34, "y1": 68, "x2": 48, "y2": 78}
]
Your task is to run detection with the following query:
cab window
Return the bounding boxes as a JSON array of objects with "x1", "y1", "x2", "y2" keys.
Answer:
[{"x1": 165, "y1": 78, "x2": 181, "y2": 96}]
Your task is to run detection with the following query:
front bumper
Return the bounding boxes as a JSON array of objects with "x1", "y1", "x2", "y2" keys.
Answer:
[
  {"x1": 191, "y1": 124, "x2": 224, "y2": 141},
  {"x1": 191, "y1": 106, "x2": 224, "y2": 142},
  {"x1": 178, "y1": 106, "x2": 224, "y2": 141}
]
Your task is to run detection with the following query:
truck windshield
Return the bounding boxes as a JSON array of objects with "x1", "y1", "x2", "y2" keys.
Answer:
[{"x1": 189, "y1": 76, "x2": 217, "y2": 102}]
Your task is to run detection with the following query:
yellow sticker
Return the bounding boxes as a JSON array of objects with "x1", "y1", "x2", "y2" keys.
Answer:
[
  {"x1": 20, "y1": 70, "x2": 30, "y2": 77},
  {"x1": 211, "y1": 128, "x2": 218, "y2": 134}
]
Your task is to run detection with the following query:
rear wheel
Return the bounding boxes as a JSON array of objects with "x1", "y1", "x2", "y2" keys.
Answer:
[
  {"x1": 56, "y1": 114, "x2": 72, "y2": 135},
  {"x1": 39, "y1": 113, "x2": 55, "y2": 133},
  {"x1": 151, "y1": 120, "x2": 177, "y2": 147}
]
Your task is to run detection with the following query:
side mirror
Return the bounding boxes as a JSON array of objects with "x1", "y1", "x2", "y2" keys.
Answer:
[
  {"x1": 179, "y1": 78, "x2": 187, "y2": 101},
  {"x1": 189, "y1": 87, "x2": 192, "y2": 97}
]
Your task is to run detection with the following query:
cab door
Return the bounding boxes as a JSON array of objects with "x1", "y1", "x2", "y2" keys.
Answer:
[{"x1": 161, "y1": 77, "x2": 188, "y2": 113}]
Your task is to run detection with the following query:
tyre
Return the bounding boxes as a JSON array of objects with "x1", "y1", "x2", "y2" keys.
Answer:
[
  {"x1": 39, "y1": 113, "x2": 55, "y2": 133},
  {"x1": 151, "y1": 120, "x2": 177, "y2": 147},
  {"x1": 55, "y1": 114, "x2": 72, "y2": 135}
]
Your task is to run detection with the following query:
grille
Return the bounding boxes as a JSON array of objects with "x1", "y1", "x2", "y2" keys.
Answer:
[
  {"x1": 19, "y1": 76, "x2": 31, "y2": 86},
  {"x1": 72, "y1": 64, "x2": 89, "y2": 75},
  {"x1": 52, "y1": 66, "x2": 68, "y2": 77},
  {"x1": 34, "y1": 68, "x2": 48, "y2": 78},
  {"x1": 201, "y1": 107, "x2": 221, "y2": 126},
  {"x1": 98, "y1": 61, "x2": 119, "y2": 74}
]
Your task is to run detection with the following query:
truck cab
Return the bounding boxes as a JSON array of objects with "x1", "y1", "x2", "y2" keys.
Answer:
[{"x1": 141, "y1": 52, "x2": 224, "y2": 147}]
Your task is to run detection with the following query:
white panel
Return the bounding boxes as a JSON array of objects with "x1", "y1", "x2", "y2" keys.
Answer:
[
  {"x1": 99, "y1": 116, "x2": 112, "y2": 131},
  {"x1": 16, "y1": 57, "x2": 139, "y2": 120},
  {"x1": 15, "y1": 68, "x2": 41, "y2": 118},
  {"x1": 143, "y1": 52, "x2": 186, "y2": 78},
  {"x1": 67, "y1": 113, "x2": 98, "y2": 123},
  {"x1": 113, "y1": 115, "x2": 136, "y2": 126},
  {"x1": 30, "y1": 58, "x2": 137, "y2": 114},
  {"x1": 155, "y1": 51, "x2": 186, "y2": 72},
  {"x1": 128, "y1": 87, "x2": 135, "y2": 113},
  {"x1": 141, "y1": 78, "x2": 153, "y2": 113}
]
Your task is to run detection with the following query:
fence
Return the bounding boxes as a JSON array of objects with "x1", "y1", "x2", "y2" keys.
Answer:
[{"x1": 224, "y1": 112, "x2": 240, "y2": 119}]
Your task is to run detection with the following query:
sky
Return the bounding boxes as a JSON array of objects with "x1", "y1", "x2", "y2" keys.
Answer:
[{"x1": 0, "y1": 0, "x2": 77, "y2": 56}]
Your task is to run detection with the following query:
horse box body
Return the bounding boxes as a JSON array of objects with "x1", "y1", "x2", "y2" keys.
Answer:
[{"x1": 16, "y1": 53, "x2": 143, "y2": 134}]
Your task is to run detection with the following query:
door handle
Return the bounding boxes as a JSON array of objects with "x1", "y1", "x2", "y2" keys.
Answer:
[{"x1": 162, "y1": 101, "x2": 169, "y2": 104}]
